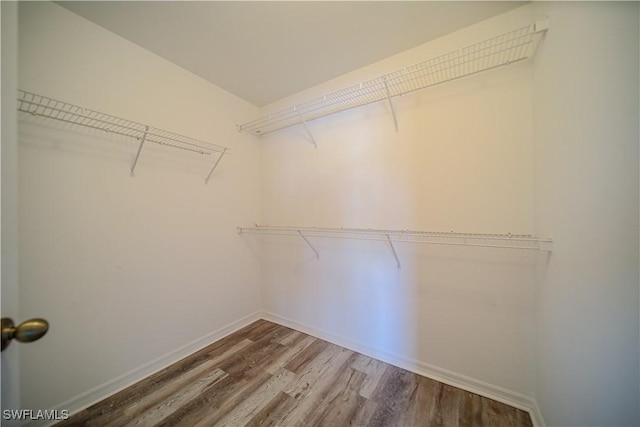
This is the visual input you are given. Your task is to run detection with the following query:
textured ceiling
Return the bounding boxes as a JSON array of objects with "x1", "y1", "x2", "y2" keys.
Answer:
[{"x1": 57, "y1": 1, "x2": 525, "y2": 106}]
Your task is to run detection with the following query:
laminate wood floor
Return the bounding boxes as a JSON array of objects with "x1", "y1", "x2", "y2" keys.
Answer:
[{"x1": 60, "y1": 320, "x2": 533, "y2": 427}]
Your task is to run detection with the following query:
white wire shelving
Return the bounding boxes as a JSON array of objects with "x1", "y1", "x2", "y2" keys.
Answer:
[
  {"x1": 238, "y1": 20, "x2": 549, "y2": 137},
  {"x1": 17, "y1": 90, "x2": 230, "y2": 183},
  {"x1": 237, "y1": 225, "x2": 554, "y2": 269}
]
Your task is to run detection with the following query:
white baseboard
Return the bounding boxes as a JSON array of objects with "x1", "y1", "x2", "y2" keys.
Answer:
[
  {"x1": 261, "y1": 311, "x2": 543, "y2": 425},
  {"x1": 32, "y1": 311, "x2": 262, "y2": 427},
  {"x1": 530, "y1": 400, "x2": 546, "y2": 427}
]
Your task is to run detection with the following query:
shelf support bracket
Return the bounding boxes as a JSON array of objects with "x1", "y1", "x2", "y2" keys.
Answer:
[
  {"x1": 205, "y1": 148, "x2": 228, "y2": 184},
  {"x1": 383, "y1": 79, "x2": 399, "y2": 132},
  {"x1": 386, "y1": 234, "x2": 401, "y2": 269},
  {"x1": 298, "y1": 230, "x2": 319, "y2": 259},
  {"x1": 130, "y1": 126, "x2": 149, "y2": 177},
  {"x1": 299, "y1": 116, "x2": 318, "y2": 149}
]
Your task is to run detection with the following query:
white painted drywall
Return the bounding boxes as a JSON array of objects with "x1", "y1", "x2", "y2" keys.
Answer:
[
  {"x1": 259, "y1": 6, "x2": 541, "y2": 398},
  {"x1": 1, "y1": 1, "x2": 22, "y2": 420},
  {"x1": 532, "y1": 2, "x2": 640, "y2": 426},
  {"x1": 17, "y1": 1, "x2": 261, "y2": 413}
]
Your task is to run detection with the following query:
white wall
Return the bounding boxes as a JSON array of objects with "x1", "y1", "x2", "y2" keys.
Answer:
[
  {"x1": 17, "y1": 1, "x2": 261, "y2": 414},
  {"x1": 532, "y1": 2, "x2": 640, "y2": 426},
  {"x1": 2, "y1": 1, "x2": 22, "y2": 420},
  {"x1": 259, "y1": 5, "x2": 542, "y2": 401}
]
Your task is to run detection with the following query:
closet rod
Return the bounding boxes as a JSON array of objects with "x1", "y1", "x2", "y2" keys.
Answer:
[
  {"x1": 17, "y1": 90, "x2": 230, "y2": 182},
  {"x1": 237, "y1": 225, "x2": 554, "y2": 251}
]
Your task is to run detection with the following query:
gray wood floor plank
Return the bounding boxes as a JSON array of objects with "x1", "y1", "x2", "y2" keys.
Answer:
[
  {"x1": 277, "y1": 347, "x2": 356, "y2": 426},
  {"x1": 58, "y1": 320, "x2": 533, "y2": 427},
  {"x1": 349, "y1": 396, "x2": 380, "y2": 427},
  {"x1": 458, "y1": 389, "x2": 484, "y2": 427},
  {"x1": 121, "y1": 359, "x2": 218, "y2": 419},
  {"x1": 264, "y1": 335, "x2": 317, "y2": 376},
  {"x1": 401, "y1": 374, "x2": 441, "y2": 427},
  {"x1": 207, "y1": 368, "x2": 296, "y2": 427},
  {"x1": 277, "y1": 330, "x2": 304, "y2": 346},
  {"x1": 367, "y1": 366, "x2": 420, "y2": 426},
  {"x1": 157, "y1": 369, "x2": 273, "y2": 427},
  {"x1": 351, "y1": 353, "x2": 388, "y2": 400},
  {"x1": 244, "y1": 391, "x2": 299, "y2": 427},
  {"x1": 283, "y1": 338, "x2": 329, "y2": 374},
  {"x1": 283, "y1": 345, "x2": 352, "y2": 402},
  {"x1": 305, "y1": 365, "x2": 368, "y2": 426},
  {"x1": 122, "y1": 368, "x2": 227, "y2": 427}
]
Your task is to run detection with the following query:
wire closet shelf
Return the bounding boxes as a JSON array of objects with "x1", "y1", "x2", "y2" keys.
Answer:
[
  {"x1": 238, "y1": 20, "x2": 548, "y2": 136},
  {"x1": 237, "y1": 225, "x2": 554, "y2": 252},
  {"x1": 17, "y1": 89, "x2": 230, "y2": 182}
]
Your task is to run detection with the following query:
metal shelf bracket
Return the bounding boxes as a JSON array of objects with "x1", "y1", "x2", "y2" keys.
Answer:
[
  {"x1": 386, "y1": 233, "x2": 401, "y2": 268},
  {"x1": 205, "y1": 147, "x2": 228, "y2": 184},
  {"x1": 130, "y1": 126, "x2": 149, "y2": 176},
  {"x1": 383, "y1": 78, "x2": 399, "y2": 132},
  {"x1": 299, "y1": 116, "x2": 318, "y2": 149},
  {"x1": 297, "y1": 230, "x2": 320, "y2": 259}
]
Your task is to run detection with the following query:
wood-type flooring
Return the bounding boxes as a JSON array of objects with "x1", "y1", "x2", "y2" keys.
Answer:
[{"x1": 60, "y1": 320, "x2": 533, "y2": 427}]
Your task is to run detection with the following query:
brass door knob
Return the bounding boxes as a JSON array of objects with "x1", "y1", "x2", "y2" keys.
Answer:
[{"x1": 1, "y1": 318, "x2": 49, "y2": 351}]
